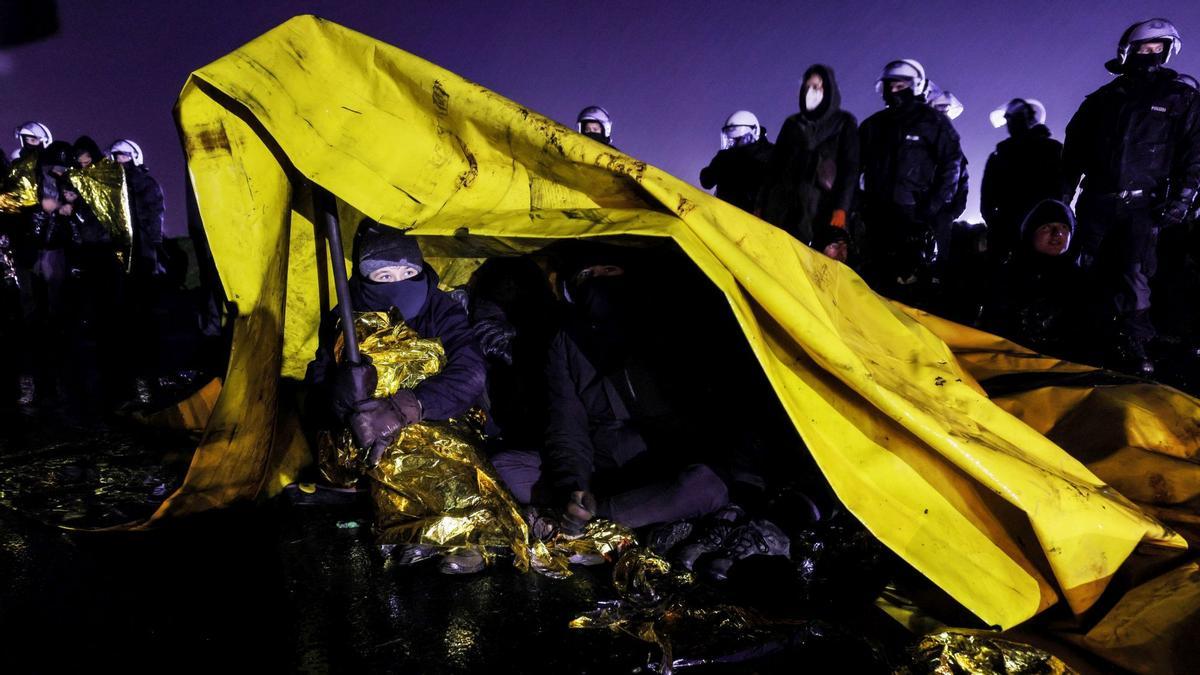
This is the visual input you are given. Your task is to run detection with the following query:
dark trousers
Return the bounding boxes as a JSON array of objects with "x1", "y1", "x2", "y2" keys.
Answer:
[
  {"x1": 1076, "y1": 195, "x2": 1158, "y2": 340},
  {"x1": 491, "y1": 449, "x2": 728, "y2": 529}
]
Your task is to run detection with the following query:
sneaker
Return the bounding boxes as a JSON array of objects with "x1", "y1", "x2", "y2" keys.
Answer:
[
  {"x1": 438, "y1": 547, "x2": 486, "y2": 575},
  {"x1": 392, "y1": 544, "x2": 439, "y2": 566},
  {"x1": 673, "y1": 519, "x2": 735, "y2": 571},
  {"x1": 646, "y1": 520, "x2": 694, "y2": 556},
  {"x1": 705, "y1": 519, "x2": 791, "y2": 582}
]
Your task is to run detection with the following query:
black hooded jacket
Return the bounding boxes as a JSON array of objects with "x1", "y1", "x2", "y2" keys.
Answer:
[
  {"x1": 1062, "y1": 67, "x2": 1200, "y2": 212},
  {"x1": 981, "y1": 124, "x2": 1063, "y2": 259},
  {"x1": 982, "y1": 200, "x2": 1083, "y2": 353},
  {"x1": 122, "y1": 163, "x2": 165, "y2": 275},
  {"x1": 305, "y1": 265, "x2": 487, "y2": 424},
  {"x1": 858, "y1": 93, "x2": 963, "y2": 222},
  {"x1": 699, "y1": 136, "x2": 773, "y2": 213},
  {"x1": 758, "y1": 64, "x2": 859, "y2": 244}
]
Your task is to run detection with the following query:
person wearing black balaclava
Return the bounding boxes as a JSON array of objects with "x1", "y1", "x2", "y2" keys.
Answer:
[
  {"x1": 1062, "y1": 18, "x2": 1200, "y2": 376},
  {"x1": 699, "y1": 110, "x2": 773, "y2": 213},
  {"x1": 857, "y1": 59, "x2": 963, "y2": 302},
  {"x1": 981, "y1": 99, "x2": 1063, "y2": 266},
  {"x1": 981, "y1": 200, "x2": 1084, "y2": 358},
  {"x1": 490, "y1": 243, "x2": 730, "y2": 535},
  {"x1": 757, "y1": 64, "x2": 858, "y2": 247},
  {"x1": 306, "y1": 219, "x2": 486, "y2": 448},
  {"x1": 305, "y1": 220, "x2": 487, "y2": 573}
]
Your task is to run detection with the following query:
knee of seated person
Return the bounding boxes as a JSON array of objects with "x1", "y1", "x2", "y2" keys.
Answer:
[{"x1": 677, "y1": 464, "x2": 729, "y2": 507}]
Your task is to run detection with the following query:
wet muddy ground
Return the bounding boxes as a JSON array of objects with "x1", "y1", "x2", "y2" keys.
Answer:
[{"x1": 0, "y1": 412, "x2": 912, "y2": 674}]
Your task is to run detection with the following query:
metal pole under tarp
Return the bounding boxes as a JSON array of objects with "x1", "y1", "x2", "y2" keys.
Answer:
[{"x1": 314, "y1": 185, "x2": 360, "y2": 365}]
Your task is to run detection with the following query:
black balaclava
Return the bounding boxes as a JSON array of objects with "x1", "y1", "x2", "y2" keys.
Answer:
[
  {"x1": 1125, "y1": 42, "x2": 1168, "y2": 76},
  {"x1": 882, "y1": 82, "x2": 916, "y2": 108},
  {"x1": 351, "y1": 218, "x2": 430, "y2": 321},
  {"x1": 582, "y1": 131, "x2": 611, "y2": 145}
]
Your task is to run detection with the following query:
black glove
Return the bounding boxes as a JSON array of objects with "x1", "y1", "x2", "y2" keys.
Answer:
[
  {"x1": 350, "y1": 389, "x2": 423, "y2": 468},
  {"x1": 329, "y1": 355, "x2": 377, "y2": 422},
  {"x1": 389, "y1": 389, "x2": 423, "y2": 426}
]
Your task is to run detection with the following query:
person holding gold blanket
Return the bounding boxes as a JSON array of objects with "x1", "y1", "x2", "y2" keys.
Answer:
[{"x1": 306, "y1": 219, "x2": 501, "y2": 575}]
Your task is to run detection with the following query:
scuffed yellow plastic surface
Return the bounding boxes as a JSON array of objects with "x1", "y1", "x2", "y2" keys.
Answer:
[{"x1": 171, "y1": 15, "x2": 1189, "y2": 628}]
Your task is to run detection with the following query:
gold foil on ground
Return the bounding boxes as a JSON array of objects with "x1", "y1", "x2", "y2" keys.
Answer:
[
  {"x1": 320, "y1": 311, "x2": 556, "y2": 573},
  {"x1": 547, "y1": 518, "x2": 636, "y2": 562},
  {"x1": 65, "y1": 159, "x2": 133, "y2": 266},
  {"x1": 906, "y1": 629, "x2": 1077, "y2": 675},
  {"x1": 574, "y1": 548, "x2": 814, "y2": 671}
]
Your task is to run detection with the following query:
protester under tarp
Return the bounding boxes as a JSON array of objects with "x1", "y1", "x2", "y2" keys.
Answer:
[{"x1": 169, "y1": 14, "x2": 1198, "y2": 638}]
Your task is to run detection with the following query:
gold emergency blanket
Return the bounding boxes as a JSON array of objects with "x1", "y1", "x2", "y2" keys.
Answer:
[
  {"x1": 65, "y1": 159, "x2": 134, "y2": 267},
  {"x1": 169, "y1": 15, "x2": 1193, "y2": 628},
  {"x1": 905, "y1": 629, "x2": 1077, "y2": 675},
  {"x1": 318, "y1": 311, "x2": 550, "y2": 573},
  {"x1": 0, "y1": 154, "x2": 40, "y2": 212},
  {"x1": 1, "y1": 157, "x2": 133, "y2": 268}
]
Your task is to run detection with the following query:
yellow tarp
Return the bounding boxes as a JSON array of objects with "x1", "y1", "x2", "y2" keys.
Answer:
[{"x1": 169, "y1": 15, "x2": 1189, "y2": 629}]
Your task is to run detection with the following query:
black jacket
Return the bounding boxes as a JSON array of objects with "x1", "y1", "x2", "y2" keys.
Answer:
[
  {"x1": 859, "y1": 96, "x2": 963, "y2": 222},
  {"x1": 1062, "y1": 68, "x2": 1200, "y2": 213},
  {"x1": 700, "y1": 137, "x2": 773, "y2": 213},
  {"x1": 759, "y1": 64, "x2": 859, "y2": 244},
  {"x1": 981, "y1": 125, "x2": 1063, "y2": 258},
  {"x1": 305, "y1": 267, "x2": 487, "y2": 424},
  {"x1": 122, "y1": 164, "x2": 165, "y2": 275}
]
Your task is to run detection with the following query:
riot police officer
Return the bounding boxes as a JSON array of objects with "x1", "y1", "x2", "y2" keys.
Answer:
[{"x1": 1062, "y1": 18, "x2": 1200, "y2": 375}]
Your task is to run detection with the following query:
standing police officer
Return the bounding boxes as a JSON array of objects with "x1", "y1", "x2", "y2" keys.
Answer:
[
  {"x1": 1062, "y1": 18, "x2": 1200, "y2": 375},
  {"x1": 858, "y1": 59, "x2": 963, "y2": 300}
]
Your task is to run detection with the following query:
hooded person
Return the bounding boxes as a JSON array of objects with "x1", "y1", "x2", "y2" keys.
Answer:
[
  {"x1": 306, "y1": 219, "x2": 486, "y2": 449},
  {"x1": 981, "y1": 99, "x2": 1063, "y2": 265},
  {"x1": 304, "y1": 219, "x2": 489, "y2": 573},
  {"x1": 489, "y1": 242, "x2": 730, "y2": 538},
  {"x1": 1062, "y1": 18, "x2": 1200, "y2": 375},
  {"x1": 699, "y1": 110, "x2": 773, "y2": 213},
  {"x1": 72, "y1": 136, "x2": 104, "y2": 170},
  {"x1": 858, "y1": 59, "x2": 963, "y2": 298},
  {"x1": 982, "y1": 200, "x2": 1084, "y2": 356},
  {"x1": 757, "y1": 64, "x2": 859, "y2": 246}
]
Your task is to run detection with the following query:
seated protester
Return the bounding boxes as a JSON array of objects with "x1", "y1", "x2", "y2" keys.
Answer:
[
  {"x1": 492, "y1": 244, "x2": 729, "y2": 534},
  {"x1": 981, "y1": 199, "x2": 1083, "y2": 357},
  {"x1": 305, "y1": 219, "x2": 489, "y2": 573},
  {"x1": 455, "y1": 256, "x2": 560, "y2": 450}
]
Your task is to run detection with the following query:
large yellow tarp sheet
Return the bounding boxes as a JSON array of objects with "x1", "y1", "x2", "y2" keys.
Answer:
[{"x1": 170, "y1": 15, "x2": 1189, "y2": 629}]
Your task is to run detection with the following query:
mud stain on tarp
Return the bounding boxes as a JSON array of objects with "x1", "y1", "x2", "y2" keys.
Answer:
[
  {"x1": 185, "y1": 124, "x2": 234, "y2": 156},
  {"x1": 432, "y1": 80, "x2": 450, "y2": 117},
  {"x1": 595, "y1": 153, "x2": 647, "y2": 184}
]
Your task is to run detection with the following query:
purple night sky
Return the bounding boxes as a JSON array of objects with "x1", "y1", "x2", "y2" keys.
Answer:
[{"x1": 3, "y1": 1, "x2": 1199, "y2": 235}]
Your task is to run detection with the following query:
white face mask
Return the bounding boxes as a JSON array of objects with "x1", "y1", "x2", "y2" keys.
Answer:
[{"x1": 804, "y1": 88, "x2": 824, "y2": 112}]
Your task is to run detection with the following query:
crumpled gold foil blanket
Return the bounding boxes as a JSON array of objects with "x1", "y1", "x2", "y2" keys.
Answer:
[
  {"x1": 320, "y1": 311, "x2": 558, "y2": 574},
  {"x1": 906, "y1": 629, "x2": 1076, "y2": 675},
  {"x1": 0, "y1": 155, "x2": 39, "y2": 213},
  {"x1": 65, "y1": 159, "x2": 133, "y2": 267},
  {"x1": 572, "y1": 547, "x2": 811, "y2": 671},
  {"x1": 543, "y1": 518, "x2": 636, "y2": 566}
]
